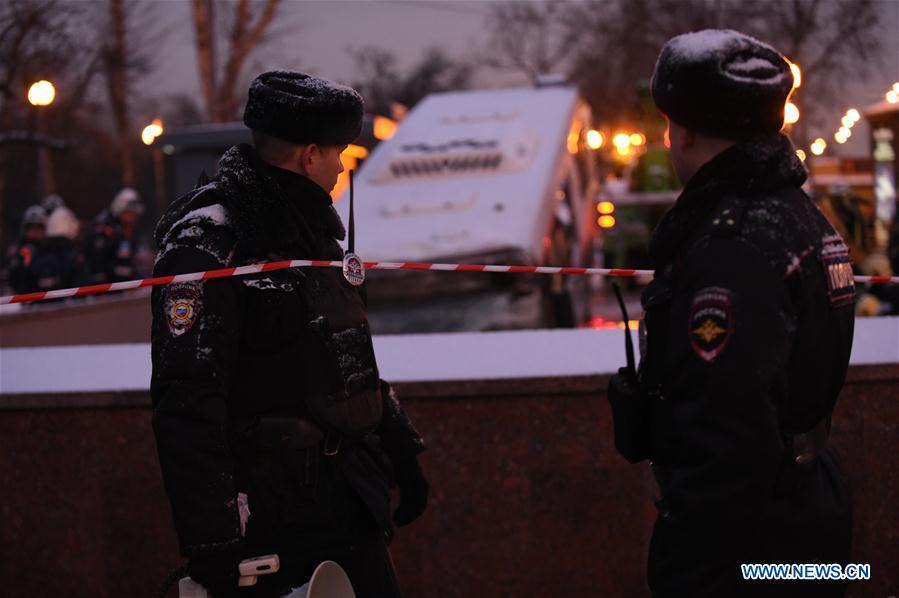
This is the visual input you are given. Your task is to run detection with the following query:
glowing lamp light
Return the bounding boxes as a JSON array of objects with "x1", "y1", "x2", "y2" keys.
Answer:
[
  {"x1": 886, "y1": 90, "x2": 899, "y2": 104},
  {"x1": 141, "y1": 118, "x2": 164, "y2": 146},
  {"x1": 841, "y1": 116, "x2": 854, "y2": 128},
  {"x1": 783, "y1": 102, "x2": 800, "y2": 125},
  {"x1": 788, "y1": 61, "x2": 801, "y2": 89},
  {"x1": 598, "y1": 215, "x2": 616, "y2": 228},
  {"x1": 612, "y1": 133, "x2": 631, "y2": 149},
  {"x1": 810, "y1": 138, "x2": 826, "y2": 156},
  {"x1": 838, "y1": 126, "x2": 851, "y2": 138},
  {"x1": 586, "y1": 129, "x2": 604, "y2": 150},
  {"x1": 893, "y1": 82, "x2": 899, "y2": 94},
  {"x1": 344, "y1": 144, "x2": 369, "y2": 159},
  {"x1": 597, "y1": 201, "x2": 615, "y2": 215},
  {"x1": 615, "y1": 145, "x2": 631, "y2": 157},
  {"x1": 373, "y1": 116, "x2": 397, "y2": 141},
  {"x1": 629, "y1": 133, "x2": 646, "y2": 146},
  {"x1": 835, "y1": 132, "x2": 848, "y2": 144},
  {"x1": 795, "y1": 149, "x2": 806, "y2": 161},
  {"x1": 847, "y1": 109, "x2": 860, "y2": 122},
  {"x1": 567, "y1": 132, "x2": 579, "y2": 154},
  {"x1": 27, "y1": 80, "x2": 56, "y2": 106}
]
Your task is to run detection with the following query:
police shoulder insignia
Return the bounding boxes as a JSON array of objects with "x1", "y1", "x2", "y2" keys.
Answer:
[
  {"x1": 689, "y1": 287, "x2": 734, "y2": 362},
  {"x1": 820, "y1": 234, "x2": 855, "y2": 308},
  {"x1": 163, "y1": 282, "x2": 203, "y2": 337}
]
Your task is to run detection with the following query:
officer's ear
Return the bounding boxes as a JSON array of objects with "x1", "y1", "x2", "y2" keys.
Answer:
[{"x1": 296, "y1": 143, "x2": 321, "y2": 176}]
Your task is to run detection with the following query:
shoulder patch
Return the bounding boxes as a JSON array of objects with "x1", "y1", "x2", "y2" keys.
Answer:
[
  {"x1": 163, "y1": 282, "x2": 203, "y2": 336},
  {"x1": 689, "y1": 287, "x2": 734, "y2": 362},
  {"x1": 820, "y1": 235, "x2": 855, "y2": 308}
]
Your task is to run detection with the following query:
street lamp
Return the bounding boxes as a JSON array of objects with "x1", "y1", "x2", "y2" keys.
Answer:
[
  {"x1": 27, "y1": 79, "x2": 57, "y2": 196},
  {"x1": 142, "y1": 118, "x2": 166, "y2": 214},
  {"x1": 141, "y1": 118, "x2": 164, "y2": 146},
  {"x1": 27, "y1": 80, "x2": 56, "y2": 107},
  {"x1": 847, "y1": 109, "x2": 860, "y2": 122}
]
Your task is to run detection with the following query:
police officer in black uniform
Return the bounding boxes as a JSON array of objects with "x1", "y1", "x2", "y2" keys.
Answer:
[
  {"x1": 607, "y1": 30, "x2": 854, "y2": 597},
  {"x1": 151, "y1": 71, "x2": 428, "y2": 597}
]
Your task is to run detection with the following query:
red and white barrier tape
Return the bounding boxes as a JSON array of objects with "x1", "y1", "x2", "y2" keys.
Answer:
[{"x1": 0, "y1": 259, "x2": 896, "y2": 305}]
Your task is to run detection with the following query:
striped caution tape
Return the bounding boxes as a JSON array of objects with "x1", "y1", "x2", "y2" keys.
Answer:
[{"x1": 0, "y1": 259, "x2": 895, "y2": 305}]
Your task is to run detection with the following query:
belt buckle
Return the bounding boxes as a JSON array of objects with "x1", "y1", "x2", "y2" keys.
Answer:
[{"x1": 322, "y1": 433, "x2": 341, "y2": 456}]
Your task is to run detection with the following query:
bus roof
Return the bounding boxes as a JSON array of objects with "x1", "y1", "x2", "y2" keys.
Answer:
[{"x1": 335, "y1": 85, "x2": 581, "y2": 262}]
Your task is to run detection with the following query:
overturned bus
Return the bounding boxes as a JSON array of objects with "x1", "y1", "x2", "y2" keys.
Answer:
[{"x1": 335, "y1": 83, "x2": 601, "y2": 333}]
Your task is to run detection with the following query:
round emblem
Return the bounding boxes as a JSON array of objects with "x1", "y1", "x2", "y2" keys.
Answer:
[
  {"x1": 163, "y1": 282, "x2": 203, "y2": 337},
  {"x1": 170, "y1": 301, "x2": 194, "y2": 326},
  {"x1": 342, "y1": 252, "x2": 365, "y2": 286}
]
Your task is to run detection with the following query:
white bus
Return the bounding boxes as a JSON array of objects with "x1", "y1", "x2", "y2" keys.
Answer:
[{"x1": 335, "y1": 83, "x2": 601, "y2": 333}]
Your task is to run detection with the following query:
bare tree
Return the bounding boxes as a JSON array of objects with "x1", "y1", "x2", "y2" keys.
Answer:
[
  {"x1": 352, "y1": 46, "x2": 472, "y2": 116},
  {"x1": 484, "y1": 1, "x2": 580, "y2": 82},
  {"x1": 486, "y1": 0, "x2": 885, "y2": 142},
  {"x1": 192, "y1": 0, "x2": 281, "y2": 123},
  {"x1": 99, "y1": 0, "x2": 166, "y2": 188}
]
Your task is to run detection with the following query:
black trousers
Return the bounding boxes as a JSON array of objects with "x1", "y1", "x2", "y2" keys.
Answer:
[
  {"x1": 236, "y1": 446, "x2": 401, "y2": 598},
  {"x1": 649, "y1": 447, "x2": 852, "y2": 598}
]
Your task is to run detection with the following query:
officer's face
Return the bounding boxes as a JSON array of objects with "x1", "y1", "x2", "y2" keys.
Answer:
[
  {"x1": 667, "y1": 119, "x2": 693, "y2": 186},
  {"x1": 24, "y1": 224, "x2": 45, "y2": 243},
  {"x1": 304, "y1": 144, "x2": 347, "y2": 193}
]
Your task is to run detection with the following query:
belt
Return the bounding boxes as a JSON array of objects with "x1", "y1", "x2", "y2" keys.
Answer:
[
  {"x1": 255, "y1": 416, "x2": 324, "y2": 451},
  {"x1": 786, "y1": 418, "x2": 829, "y2": 465}
]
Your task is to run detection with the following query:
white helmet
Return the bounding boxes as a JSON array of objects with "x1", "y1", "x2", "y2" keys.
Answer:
[
  {"x1": 21, "y1": 205, "x2": 48, "y2": 229},
  {"x1": 45, "y1": 206, "x2": 79, "y2": 240},
  {"x1": 41, "y1": 194, "x2": 65, "y2": 213},
  {"x1": 111, "y1": 187, "x2": 144, "y2": 217}
]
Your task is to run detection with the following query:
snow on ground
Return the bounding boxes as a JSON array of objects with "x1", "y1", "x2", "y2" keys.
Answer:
[{"x1": 1, "y1": 317, "x2": 897, "y2": 395}]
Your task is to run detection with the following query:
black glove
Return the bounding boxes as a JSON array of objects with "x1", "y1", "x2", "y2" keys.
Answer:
[
  {"x1": 393, "y1": 456, "x2": 429, "y2": 526},
  {"x1": 607, "y1": 367, "x2": 650, "y2": 464},
  {"x1": 189, "y1": 552, "x2": 241, "y2": 598}
]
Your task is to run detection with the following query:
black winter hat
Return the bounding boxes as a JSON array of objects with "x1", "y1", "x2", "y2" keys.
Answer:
[
  {"x1": 651, "y1": 29, "x2": 794, "y2": 141},
  {"x1": 243, "y1": 71, "x2": 364, "y2": 146}
]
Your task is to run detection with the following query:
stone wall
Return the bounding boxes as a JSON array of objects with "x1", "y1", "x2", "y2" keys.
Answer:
[{"x1": 0, "y1": 365, "x2": 895, "y2": 597}]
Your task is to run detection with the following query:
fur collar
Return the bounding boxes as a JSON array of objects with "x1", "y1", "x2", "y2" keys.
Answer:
[{"x1": 649, "y1": 133, "x2": 806, "y2": 267}]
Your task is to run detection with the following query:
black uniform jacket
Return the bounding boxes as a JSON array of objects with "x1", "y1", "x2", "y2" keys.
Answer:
[
  {"x1": 627, "y1": 134, "x2": 854, "y2": 596},
  {"x1": 150, "y1": 144, "x2": 424, "y2": 559}
]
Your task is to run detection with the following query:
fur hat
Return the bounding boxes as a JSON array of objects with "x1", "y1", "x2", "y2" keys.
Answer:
[
  {"x1": 243, "y1": 71, "x2": 364, "y2": 146},
  {"x1": 651, "y1": 29, "x2": 794, "y2": 141}
]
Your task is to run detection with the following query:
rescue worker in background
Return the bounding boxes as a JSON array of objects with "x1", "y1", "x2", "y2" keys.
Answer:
[
  {"x1": 606, "y1": 30, "x2": 854, "y2": 597},
  {"x1": 41, "y1": 193, "x2": 65, "y2": 221},
  {"x1": 7, "y1": 205, "x2": 47, "y2": 294},
  {"x1": 86, "y1": 187, "x2": 143, "y2": 283},
  {"x1": 32, "y1": 204, "x2": 87, "y2": 294},
  {"x1": 151, "y1": 71, "x2": 428, "y2": 597}
]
